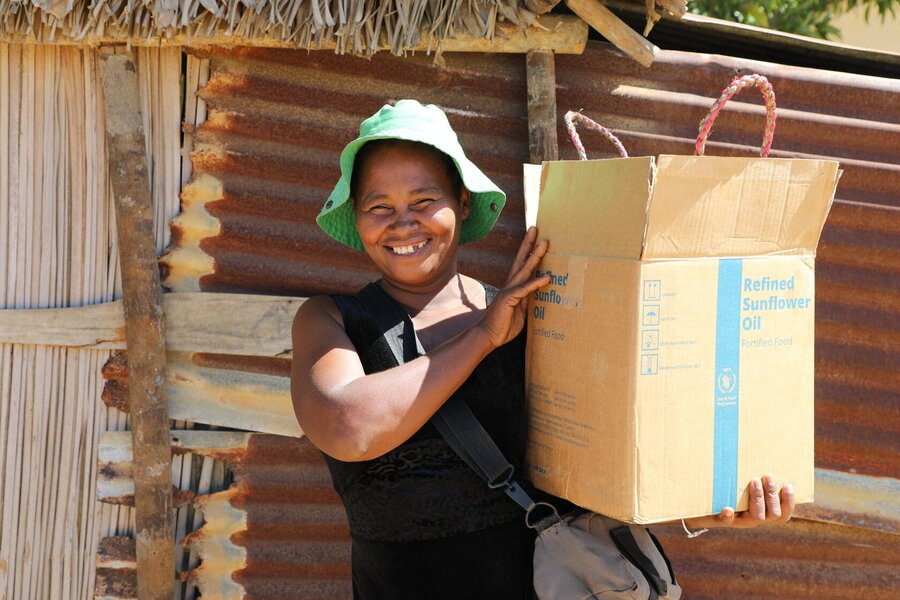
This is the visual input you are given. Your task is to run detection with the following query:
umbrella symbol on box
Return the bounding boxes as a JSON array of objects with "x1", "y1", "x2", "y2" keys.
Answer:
[{"x1": 642, "y1": 305, "x2": 660, "y2": 326}]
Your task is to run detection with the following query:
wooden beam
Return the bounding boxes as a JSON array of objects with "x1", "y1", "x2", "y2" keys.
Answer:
[
  {"x1": 0, "y1": 301, "x2": 126, "y2": 348},
  {"x1": 656, "y1": 0, "x2": 688, "y2": 18},
  {"x1": 162, "y1": 293, "x2": 302, "y2": 357},
  {"x1": 0, "y1": 16, "x2": 588, "y2": 55},
  {"x1": 0, "y1": 292, "x2": 304, "y2": 356},
  {"x1": 566, "y1": 0, "x2": 659, "y2": 67},
  {"x1": 421, "y1": 15, "x2": 587, "y2": 54},
  {"x1": 526, "y1": 49, "x2": 559, "y2": 163},
  {"x1": 525, "y1": 0, "x2": 563, "y2": 16},
  {"x1": 98, "y1": 46, "x2": 174, "y2": 600}
]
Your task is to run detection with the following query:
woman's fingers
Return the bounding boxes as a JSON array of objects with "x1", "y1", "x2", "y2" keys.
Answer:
[
  {"x1": 726, "y1": 476, "x2": 794, "y2": 528},
  {"x1": 506, "y1": 228, "x2": 549, "y2": 288},
  {"x1": 484, "y1": 226, "x2": 550, "y2": 347},
  {"x1": 480, "y1": 272, "x2": 551, "y2": 347},
  {"x1": 516, "y1": 273, "x2": 552, "y2": 300},
  {"x1": 715, "y1": 507, "x2": 735, "y2": 527},
  {"x1": 521, "y1": 239, "x2": 549, "y2": 276},
  {"x1": 777, "y1": 482, "x2": 795, "y2": 524},
  {"x1": 496, "y1": 274, "x2": 551, "y2": 309},
  {"x1": 745, "y1": 478, "x2": 767, "y2": 523},
  {"x1": 762, "y1": 474, "x2": 782, "y2": 522},
  {"x1": 506, "y1": 226, "x2": 538, "y2": 282}
]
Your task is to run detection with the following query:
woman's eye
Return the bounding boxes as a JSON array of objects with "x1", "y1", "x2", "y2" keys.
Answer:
[
  {"x1": 413, "y1": 198, "x2": 435, "y2": 209},
  {"x1": 368, "y1": 204, "x2": 392, "y2": 214}
]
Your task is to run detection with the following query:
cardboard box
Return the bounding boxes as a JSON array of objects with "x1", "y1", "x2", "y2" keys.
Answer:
[{"x1": 524, "y1": 155, "x2": 840, "y2": 524}]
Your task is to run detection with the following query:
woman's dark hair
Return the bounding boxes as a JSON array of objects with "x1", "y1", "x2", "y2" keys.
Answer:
[{"x1": 349, "y1": 139, "x2": 464, "y2": 204}]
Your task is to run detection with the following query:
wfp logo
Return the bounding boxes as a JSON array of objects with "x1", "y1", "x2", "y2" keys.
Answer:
[{"x1": 717, "y1": 368, "x2": 737, "y2": 395}]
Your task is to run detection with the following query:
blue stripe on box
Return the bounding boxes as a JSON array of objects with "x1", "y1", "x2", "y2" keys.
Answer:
[{"x1": 712, "y1": 259, "x2": 743, "y2": 513}]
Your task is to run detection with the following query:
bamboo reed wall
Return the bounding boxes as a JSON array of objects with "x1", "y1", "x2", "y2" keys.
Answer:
[{"x1": 0, "y1": 44, "x2": 192, "y2": 600}]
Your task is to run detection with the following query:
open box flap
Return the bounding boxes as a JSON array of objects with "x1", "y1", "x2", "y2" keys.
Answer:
[
  {"x1": 643, "y1": 156, "x2": 841, "y2": 259},
  {"x1": 538, "y1": 157, "x2": 654, "y2": 259}
]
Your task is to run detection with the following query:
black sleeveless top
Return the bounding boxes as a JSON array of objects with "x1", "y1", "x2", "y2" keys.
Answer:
[{"x1": 325, "y1": 282, "x2": 535, "y2": 599}]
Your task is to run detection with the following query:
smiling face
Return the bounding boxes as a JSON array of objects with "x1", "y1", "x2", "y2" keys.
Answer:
[{"x1": 352, "y1": 140, "x2": 470, "y2": 293}]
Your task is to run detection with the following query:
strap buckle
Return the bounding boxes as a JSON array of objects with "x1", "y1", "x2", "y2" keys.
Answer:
[
  {"x1": 487, "y1": 465, "x2": 515, "y2": 489},
  {"x1": 525, "y1": 501, "x2": 563, "y2": 532},
  {"x1": 503, "y1": 479, "x2": 536, "y2": 512}
]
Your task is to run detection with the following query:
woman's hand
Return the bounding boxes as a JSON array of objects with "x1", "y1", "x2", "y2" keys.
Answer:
[
  {"x1": 476, "y1": 226, "x2": 551, "y2": 348},
  {"x1": 683, "y1": 474, "x2": 795, "y2": 531}
]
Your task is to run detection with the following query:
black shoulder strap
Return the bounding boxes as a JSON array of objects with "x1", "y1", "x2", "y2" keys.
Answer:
[
  {"x1": 331, "y1": 283, "x2": 418, "y2": 374},
  {"x1": 610, "y1": 526, "x2": 668, "y2": 598},
  {"x1": 356, "y1": 283, "x2": 423, "y2": 361},
  {"x1": 436, "y1": 283, "x2": 536, "y2": 512},
  {"x1": 431, "y1": 396, "x2": 539, "y2": 512}
]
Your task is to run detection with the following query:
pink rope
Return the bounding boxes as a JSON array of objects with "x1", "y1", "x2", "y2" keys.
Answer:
[
  {"x1": 564, "y1": 111, "x2": 628, "y2": 160},
  {"x1": 695, "y1": 74, "x2": 777, "y2": 157}
]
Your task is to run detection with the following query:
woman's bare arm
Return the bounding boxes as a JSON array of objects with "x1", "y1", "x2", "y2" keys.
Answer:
[{"x1": 291, "y1": 229, "x2": 549, "y2": 462}]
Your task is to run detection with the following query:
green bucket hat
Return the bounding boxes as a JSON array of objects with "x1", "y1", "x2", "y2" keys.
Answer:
[{"x1": 317, "y1": 99, "x2": 506, "y2": 251}]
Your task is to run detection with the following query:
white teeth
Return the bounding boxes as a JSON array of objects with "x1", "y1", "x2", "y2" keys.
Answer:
[{"x1": 392, "y1": 240, "x2": 428, "y2": 255}]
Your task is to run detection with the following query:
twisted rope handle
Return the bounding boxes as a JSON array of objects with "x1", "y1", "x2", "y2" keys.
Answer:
[
  {"x1": 695, "y1": 74, "x2": 777, "y2": 157},
  {"x1": 564, "y1": 111, "x2": 629, "y2": 160}
]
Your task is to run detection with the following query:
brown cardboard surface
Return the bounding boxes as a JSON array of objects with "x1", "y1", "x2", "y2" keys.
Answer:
[
  {"x1": 645, "y1": 157, "x2": 840, "y2": 259},
  {"x1": 537, "y1": 158, "x2": 654, "y2": 258},
  {"x1": 526, "y1": 256, "x2": 641, "y2": 515},
  {"x1": 525, "y1": 154, "x2": 839, "y2": 524}
]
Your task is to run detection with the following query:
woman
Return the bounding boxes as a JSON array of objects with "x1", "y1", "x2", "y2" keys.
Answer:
[{"x1": 291, "y1": 99, "x2": 795, "y2": 599}]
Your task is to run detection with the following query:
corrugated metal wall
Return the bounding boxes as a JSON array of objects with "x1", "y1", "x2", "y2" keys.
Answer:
[
  {"x1": 160, "y1": 46, "x2": 531, "y2": 296},
  {"x1": 154, "y1": 42, "x2": 899, "y2": 598}
]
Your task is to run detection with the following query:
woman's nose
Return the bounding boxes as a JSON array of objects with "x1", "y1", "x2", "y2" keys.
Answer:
[{"x1": 388, "y1": 208, "x2": 418, "y2": 230}]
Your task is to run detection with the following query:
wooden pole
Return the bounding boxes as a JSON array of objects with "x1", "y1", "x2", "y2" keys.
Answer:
[
  {"x1": 98, "y1": 46, "x2": 173, "y2": 600},
  {"x1": 526, "y1": 49, "x2": 559, "y2": 163},
  {"x1": 566, "y1": 0, "x2": 659, "y2": 67}
]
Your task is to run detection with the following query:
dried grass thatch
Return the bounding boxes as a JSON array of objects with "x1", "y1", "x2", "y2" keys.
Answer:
[{"x1": 0, "y1": 0, "x2": 541, "y2": 55}]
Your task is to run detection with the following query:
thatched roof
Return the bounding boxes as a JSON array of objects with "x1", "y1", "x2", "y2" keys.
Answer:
[{"x1": 0, "y1": 0, "x2": 544, "y2": 55}]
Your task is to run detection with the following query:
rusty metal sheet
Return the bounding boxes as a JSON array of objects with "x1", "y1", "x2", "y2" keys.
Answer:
[
  {"x1": 795, "y1": 469, "x2": 900, "y2": 534},
  {"x1": 97, "y1": 431, "x2": 350, "y2": 599},
  {"x1": 96, "y1": 432, "x2": 900, "y2": 599},
  {"x1": 102, "y1": 351, "x2": 300, "y2": 437},
  {"x1": 97, "y1": 430, "x2": 254, "y2": 504},
  {"x1": 160, "y1": 46, "x2": 532, "y2": 297},
  {"x1": 99, "y1": 422, "x2": 900, "y2": 531},
  {"x1": 95, "y1": 537, "x2": 138, "y2": 600},
  {"x1": 148, "y1": 41, "x2": 899, "y2": 600},
  {"x1": 653, "y1": 517, "x2": 900, "y2": 600}
]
